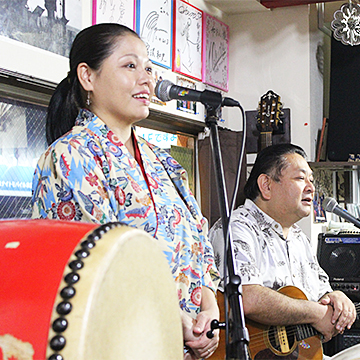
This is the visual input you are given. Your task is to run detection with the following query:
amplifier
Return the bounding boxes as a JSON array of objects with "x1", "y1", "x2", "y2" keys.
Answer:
[
  {"x1": 318, "y1": 232, "x2": 360, "y2": 301},
  {"x1": 323, "y1": 328, "x2": 360, "y2": 356}
]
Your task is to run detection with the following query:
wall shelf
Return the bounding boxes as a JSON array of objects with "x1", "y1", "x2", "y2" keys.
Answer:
[{"x1": 309, "y1": 162, "x2": 360, "y2": 171}]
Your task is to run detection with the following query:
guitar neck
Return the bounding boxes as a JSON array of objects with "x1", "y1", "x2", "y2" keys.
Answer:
[
  {"x1": 260, "y1": 131, "x2": 272, "y2": 150},
  {"x1": 295, "y1": 323, "x2": 320, "y2": 342}
]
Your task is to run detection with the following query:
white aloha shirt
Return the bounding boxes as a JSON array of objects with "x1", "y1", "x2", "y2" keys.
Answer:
[{"x1": 209, "y1": 199, "x2": 333, "y2": 302}]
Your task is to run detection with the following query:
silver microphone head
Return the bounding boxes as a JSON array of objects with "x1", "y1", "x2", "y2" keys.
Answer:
[
  {"x1": 155, "y1": 79, "x2": 173, "y2": 102},
  {"x1": 323, "y1": 197, "x2": 338, "y2": 213}
]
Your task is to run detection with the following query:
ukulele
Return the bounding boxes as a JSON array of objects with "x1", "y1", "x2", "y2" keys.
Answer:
[
  {"x1": 256, "y1": 90, "x2": 283, "y2": 151},
  {"x1": 209, "y1": 285, "x2": 360, "y2": 360}
]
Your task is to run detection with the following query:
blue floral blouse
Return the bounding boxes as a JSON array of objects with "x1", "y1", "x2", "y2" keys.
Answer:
[{"x1": 32, "y1": 109, "x2": 220, "y2": 317}]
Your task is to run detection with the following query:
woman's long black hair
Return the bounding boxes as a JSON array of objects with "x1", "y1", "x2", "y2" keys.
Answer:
[{"x1": 46, "y1": 23, "x2": 140, "y2": 145}]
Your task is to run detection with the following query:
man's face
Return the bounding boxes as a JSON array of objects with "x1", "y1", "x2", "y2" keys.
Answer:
[{"x1": 268, "y1": 153, "x2": 315, "y2": 227}]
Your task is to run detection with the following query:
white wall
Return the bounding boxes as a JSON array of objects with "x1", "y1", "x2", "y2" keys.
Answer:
[
  {"x1": 222, "y1": 5, "x2": 325, "y2": 162},
  {"x1": 218, "y1": 5, "x2": 327, "y2": 245},
  {"x1": 191, "y1": 0, "x2": 226, "y2": 21}
]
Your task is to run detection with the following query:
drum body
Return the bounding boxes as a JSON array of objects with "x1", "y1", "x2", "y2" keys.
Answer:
[{"x1": 0, "y1": 219, "x2": 183, "y2": 360}]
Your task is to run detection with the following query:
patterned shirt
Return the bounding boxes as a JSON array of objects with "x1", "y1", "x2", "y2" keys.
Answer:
[
  {"x1": 32, "y1": 109, "x2": 220, "y2": 318},
  {"x1": 209, "y1": 199, "x2": 332, "y2": 302}
]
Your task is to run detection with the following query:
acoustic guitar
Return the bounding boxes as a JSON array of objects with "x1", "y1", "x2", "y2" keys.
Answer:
[
  {"x1": 210, "y1": 285, "x2": 360, "y2": 360},
  {"x1": 256, "y1": 90, "x2": 283, "y2": 151}
]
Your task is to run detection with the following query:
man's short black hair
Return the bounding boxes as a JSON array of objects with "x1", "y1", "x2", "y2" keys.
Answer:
[{"x1": 244, "y1": 143, "x2": 307, "y2": 201}]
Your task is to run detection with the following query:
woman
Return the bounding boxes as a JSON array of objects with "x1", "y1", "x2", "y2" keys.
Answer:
[{"x1": 32, "y1": 23, "x2": 220, "y2": 359}]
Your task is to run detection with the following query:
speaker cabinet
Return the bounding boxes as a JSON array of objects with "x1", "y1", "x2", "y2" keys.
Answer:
[
  {"x1": 327, "y1": 37, "x2": 360, "y2": 161},
  {"x1": 319, "y1": 233, "x2": 360, "y2": 356},
  {"x1": 323, "y1": 328, "x2": 360, "y2": 357},
  {"x1": 317, "y1": 233, "x2": 360, "y2": 301}
]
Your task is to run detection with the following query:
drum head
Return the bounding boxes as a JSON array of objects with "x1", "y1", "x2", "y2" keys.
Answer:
[
  {"x1": 330, "y1": 343, "x2": 360, "y2": 360},
  {"x1": 47, "y1": 224, "x2": 183, "y2": 360}
]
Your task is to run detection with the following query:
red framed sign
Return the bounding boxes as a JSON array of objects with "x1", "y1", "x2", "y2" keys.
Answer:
[{"x1": 173, "y1": 0, "x2": 203, "y2": 81}]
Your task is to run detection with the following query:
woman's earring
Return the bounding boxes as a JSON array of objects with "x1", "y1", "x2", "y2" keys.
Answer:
[{"x1": 86, "y1": 91, "x2": 91, "y2": 107}]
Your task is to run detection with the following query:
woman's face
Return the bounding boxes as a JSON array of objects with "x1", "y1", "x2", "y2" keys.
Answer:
[{"x1": 88, "y1": 34, "x2": 155, "y2": 129}]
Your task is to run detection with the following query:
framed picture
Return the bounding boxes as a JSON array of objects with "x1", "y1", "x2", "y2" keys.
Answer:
[
  {"x1": 136, "y1": 0, "x2": 173, "y2": 69},
  {"x1": 0, "y1": 0, "x2": 82, "y2": 58},
  {"x1": 92, "y1": 0, "x2": 135, "y2": 30},
  {"x1": 202, "y1": 13, "x2": 229, "y2": 91},
  {"x1": 173, "y1": 0, "x2": 203, "y2": 81}
]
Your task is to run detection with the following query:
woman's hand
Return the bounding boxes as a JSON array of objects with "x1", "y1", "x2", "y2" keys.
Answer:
[{"x1": 181, "y1": 287, "x2": 220, "y2": 359}]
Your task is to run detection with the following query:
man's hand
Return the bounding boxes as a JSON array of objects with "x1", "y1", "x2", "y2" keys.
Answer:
[
  {"x1": 311, "y1": 303, "x2": 339, "y2": 342},
  {"x1": 319, "y1": 291, "x2": 356, "y2": 332}
]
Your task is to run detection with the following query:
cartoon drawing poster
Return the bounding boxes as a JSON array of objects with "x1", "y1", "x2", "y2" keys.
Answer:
[
  {"x1": 202, "y1": 13, "x2": 229, "y2": 91},
  {"x1": 173, "y1": 0, "x2": 203, "y2": 81},
  {"x1": 136, "y1": 0, "x2": 173, "y2": 69},
  {"x1": 92, "y1": 0, "x2": 135, "y2": 29}
]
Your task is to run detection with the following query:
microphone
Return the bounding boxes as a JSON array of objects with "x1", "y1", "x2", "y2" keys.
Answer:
[
  {"x1": 323, "y1": 197, "x2": 360, "y2": 229},
  {"x1": 155, "y1": 79, "x2": 239, "y2": 108}
]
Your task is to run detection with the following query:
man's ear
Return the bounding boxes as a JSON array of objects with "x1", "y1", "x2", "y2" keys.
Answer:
[
  {"x1": 77, "y1": 63, "x2": 94, "y2": 92},
  {"x1": 257, "y1": 174, "x2": 272, "y2": 200}
]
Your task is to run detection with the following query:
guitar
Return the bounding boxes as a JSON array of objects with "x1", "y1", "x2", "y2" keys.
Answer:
[
  {"x1": 210, "y1": 285, "x2": 360, "y2": 360},
  {"x1": 256, "y1": 90, "x2": 283, "y2": 151}
]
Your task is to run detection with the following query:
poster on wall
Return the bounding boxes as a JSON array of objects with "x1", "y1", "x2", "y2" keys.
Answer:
[
  {"x1": 135, "y1": 127, "x2": 177, "y2": 149},
  {"x1": 136, "y1": 0, "x2": 173, "y2": 69},
  {"x1": 173, "y1": 0, "x2": 203, "y2": 81},
  {"x1": 151, "y1": 65, "x2": 169, "y2": 106},
  {"x1": 92, "y1": 0, "x2": 135, "y2": 29},
  {"x1": 175, "y1": 76, "x2": 197, "y2": 115},
  {"x1": 1, "y1": 0, "x2": 82, "y2": 57},
  {"x1": 202, "y1": 13, "x2": 229, "y2": 91}
]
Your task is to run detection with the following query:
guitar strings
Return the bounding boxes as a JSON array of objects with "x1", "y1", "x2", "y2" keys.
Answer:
[
  {"x1": 355, "y1": 303, "x2": 360, "y2": 316},
  {"x1": 245, "y1": 326, "x2": 315, "y2": 349}
]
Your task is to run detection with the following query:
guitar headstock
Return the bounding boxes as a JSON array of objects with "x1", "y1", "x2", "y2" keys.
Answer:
[{"x1": 256, "y1": 90, "x2": 283, "y2": 133}]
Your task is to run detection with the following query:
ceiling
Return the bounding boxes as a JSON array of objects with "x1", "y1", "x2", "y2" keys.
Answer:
[
  {"x1": 203, "y1": 0, "x2": 268, "y2": 14},
  {"x1": 204, "y1": 0, "x2": 343, "y2": 15}
]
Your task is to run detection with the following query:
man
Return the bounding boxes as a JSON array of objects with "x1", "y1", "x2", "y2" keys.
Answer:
[{"x1": 209, "y1": 143, "x2": 356, "y2": 351}]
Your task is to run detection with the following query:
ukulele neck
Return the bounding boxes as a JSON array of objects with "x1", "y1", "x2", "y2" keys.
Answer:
[{"x1": 260, "y1": 131, "x2": 273, "y2": 150}]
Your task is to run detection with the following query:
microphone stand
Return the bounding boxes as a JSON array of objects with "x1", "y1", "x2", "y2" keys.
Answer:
[{"x1": 203, "y1": 101, "x2": 251, "y2": 360}]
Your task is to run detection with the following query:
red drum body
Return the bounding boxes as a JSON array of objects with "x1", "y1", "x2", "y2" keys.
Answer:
[{"x1": 0, "y1": 219, "x2": 183, "y2": 360}]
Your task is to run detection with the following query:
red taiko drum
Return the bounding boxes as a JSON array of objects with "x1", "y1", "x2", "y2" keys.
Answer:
[{"x1": 0, "y1": 219, "x2": 183, "y2": 360}]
